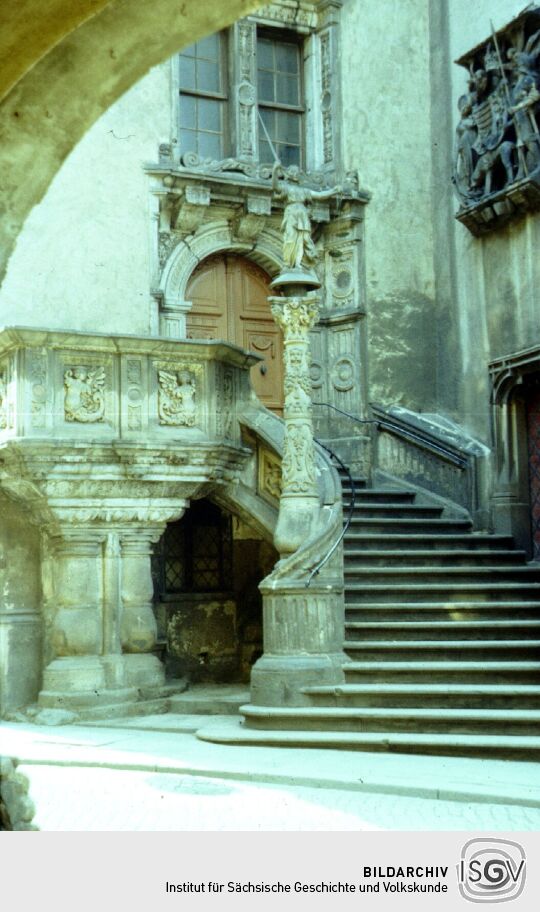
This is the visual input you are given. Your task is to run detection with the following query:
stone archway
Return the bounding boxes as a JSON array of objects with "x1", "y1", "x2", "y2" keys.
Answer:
[
  {"x1": 490, "y1": 346, "x2": 540, "y2": 556},
  {"x1": 0, "y1": 0, "x2": 262, "y2": 281},
  {"x1": 152, "y1": 496, "x2": 278, "y2": 685}
]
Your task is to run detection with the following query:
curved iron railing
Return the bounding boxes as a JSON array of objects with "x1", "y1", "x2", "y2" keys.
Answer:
[{"x1": 306, "y1": 437, "x2": 356, "y2": 587}]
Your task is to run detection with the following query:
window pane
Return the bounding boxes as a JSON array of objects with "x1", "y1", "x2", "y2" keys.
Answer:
[
  {"x1": 277, "y1": 110, "x2": 300, "y2": 143},
  {"x1": 197, "y1": 59, "x2": 220, "y2": 94},
  {"x1": 260, "y1": 108, "x2": 276, "y2": 144},
  {"x1": 276, "y1": 72, "x2": 299, "y2": 106},
  {"x1": 257, "y1": 37, "x2": 274, "y2": 70},
  {"x1": 198, "y1": 97, "x2": 221, "y2": 131},
  {"x1": 279, "y1": 144, "x2": 300, "y2": 167},
  {"x1": 197, "y1": 33, "x2": 220, "y2": 61},
  {"x1": 276, "y1": 42, "x2": 298, "y2": 74},
  {"x1": 259, "y1": 138, "x2": 273, "y2": 164},
  {"x1": 179, "y1": 128, "x2": 197, "y2": 152},
  {"x1": 198, "y1": 131, "x2": 222, "y2": 158},
  {"x1": 179, "y1": 56, "x2": 196, "y2": 90},
  {"x1": 181, "y1": 42, "x2": 196, "y2": 57},
  {"x1": 179, "y1": 93, "x2": 196, "y2": 128},
  {"x1": 257, "y1": 70, "x2": 274, "y2": 103}
]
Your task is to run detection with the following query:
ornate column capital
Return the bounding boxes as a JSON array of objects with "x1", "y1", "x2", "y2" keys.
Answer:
[{"x1": 269, "y1": 293, "x2": 320, "y2": 339}]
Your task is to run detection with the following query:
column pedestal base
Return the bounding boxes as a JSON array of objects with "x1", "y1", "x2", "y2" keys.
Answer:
[
  {"x1": 38, "y1": 654, "x2": 167, "y2": 717},
  {"x1": 249, "y1": 652, "x2": 346, "y2": 707}
]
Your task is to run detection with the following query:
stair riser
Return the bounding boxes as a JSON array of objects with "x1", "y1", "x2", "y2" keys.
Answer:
[
  {"x1": 341, "y1": 491, "x2": 415, "y2": 504},
  {"x1": 344, "y1": 646, "x2": 540, "y2": 662},
  {"x1": 343, "y1": 536, "x2": 515, "y2": 551},
  {"x1": 345, "y1": 588, "x2": 540, "y2": 603},
  {"x1": 344, "y1": 668, "x2": 540, "y2": 684},
  {"x1": 308, "y1": 693, "x2": 540, "y2": 709},
  {"x1": 344, "y1": 570, "x2": 540, "y2": 584},
  {"x1": 243, "y1": 716, "x2": 540, "y2": 736},
  {"x1": 344, "y1": 507, "x2": 443, "y2": 519},
  {"x1": 345, "y1": 626, "x2": 540, "y2": 642},
  {"x1": 345, "y1": 602, "x2": 540, "y2": 623},
  {"x1": 344, "y1": 553, "x2": 527, "y2": 568},
  {"x1": 346, "y1": 521, "x2": 473, "y2": 534}
]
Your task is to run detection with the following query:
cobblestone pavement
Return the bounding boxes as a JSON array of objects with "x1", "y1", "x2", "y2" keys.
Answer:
[
  {"x1": 3, "y1": 719, "x2": 540, "y2": 831},
  {"x1": 14, "y1": 764, "x2": 540, "y2": 831}
]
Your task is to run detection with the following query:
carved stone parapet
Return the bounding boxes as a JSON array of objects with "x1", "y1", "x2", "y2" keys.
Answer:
[{"x1": 0, "y1": 327, "x2": 257, "y2": 446}]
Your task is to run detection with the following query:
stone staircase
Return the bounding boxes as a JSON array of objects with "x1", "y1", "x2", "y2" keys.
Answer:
[{"x1": 242, "y1": 472, "x2": 540, "y2": 758}]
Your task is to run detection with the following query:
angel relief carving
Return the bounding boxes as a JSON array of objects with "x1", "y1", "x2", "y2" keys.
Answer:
[
  {"x1": 64, "y1": 366, "x2": 105, "y2": 423},
  {"x1": 158, "y1": 369, "x2": 198, "y2": 426}
]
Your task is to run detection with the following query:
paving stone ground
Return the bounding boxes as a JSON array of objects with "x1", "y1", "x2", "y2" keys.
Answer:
[{"x1": 2, "y1": 717, "x2": 540, "y2": 831}]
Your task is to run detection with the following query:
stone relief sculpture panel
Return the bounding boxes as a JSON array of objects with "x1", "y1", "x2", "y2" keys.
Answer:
[
  {"x1": 157, "y1": 368, "x2": 198, "y2": 427},
  {"x1": 64, "y1": 366, "x2": 105, "y2": 423},
  {"x1": 454, "y1": 9, "x2": 540, "y2": 234}
]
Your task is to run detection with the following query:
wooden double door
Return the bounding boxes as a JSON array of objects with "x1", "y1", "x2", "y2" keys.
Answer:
[{"x1": 186, "y1": 254, "x2": 283, "y2": 413}]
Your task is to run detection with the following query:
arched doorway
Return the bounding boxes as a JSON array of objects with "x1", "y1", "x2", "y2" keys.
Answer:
[
  {"x1": 152, "y1": 498, "x2": 278, "y2": 683},
  {"x1": 186, "y1": 254, "x2": 284, "y2": 413}
]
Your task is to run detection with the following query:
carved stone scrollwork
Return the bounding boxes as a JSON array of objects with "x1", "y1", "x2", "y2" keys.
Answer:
[
  {"x1": 320, "y1": 30, "x2": 334, "y2": 165},
  {"x1": 270, "y1": 292, "x2": 320, "y2": 554},
  {"x1": 126, "y1": 359, "x2": 143, "y2": 431},
  {"x1": 157, "y1": 368, "x2": 198, "y2": 427},
  {"x1": 174, "y1": 184, "x2": 210, "y2": 236},
  {"x1": 233, "y1": 194, "x2": 271, "y2": 242},
  {"x1": 64, "y1": 366, "x2": 105, "y2": 423},
  {"x1": 28, "y1": 349, "x2": 47, "y2": 429},
  {"x1": 331, "y1": 354, "x2": 355, "y2": 392}
]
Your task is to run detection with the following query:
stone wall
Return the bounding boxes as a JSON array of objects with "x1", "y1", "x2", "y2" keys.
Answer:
[
  {"x1": 438, "y1": 0, "x2": 540, "y2": 441},
  {"x1": 340, "y1": 0, "x2": 437, "y2": 411},
  {"x1": 0, "y1": 63, "x2": 170, "y2": 336}
]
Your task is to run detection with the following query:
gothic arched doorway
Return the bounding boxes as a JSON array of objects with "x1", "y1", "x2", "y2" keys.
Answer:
[{"x1": 186, "y1": 254, "x2": 284, "y2": 413}]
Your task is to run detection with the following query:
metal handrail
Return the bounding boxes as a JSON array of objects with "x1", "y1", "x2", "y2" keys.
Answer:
[
  {"x1": 314, "y1": 401, "x2": 469, "y2": 469},
  {"x1": 305, "y1": 400, "x2": 471, "y2": 585},
  {"x1": 306, "y1": 438, "x2": 356, "y2": 587}
]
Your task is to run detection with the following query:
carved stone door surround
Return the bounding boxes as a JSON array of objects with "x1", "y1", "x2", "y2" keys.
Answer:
[{"x1": 490, "y1": 344, "x2": 540, "y2": 554}]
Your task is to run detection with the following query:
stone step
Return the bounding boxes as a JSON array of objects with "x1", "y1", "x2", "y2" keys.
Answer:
[
  {"x1": 344, "y1": 582, "x2": 540, "y2": 602},
  {"x1": 343, "y1": 660, "x2": 540, "y2": 684},
  {"x1": 343, "y1": 504, "x2": 444, "y2": 519},
  {"x1": 168, "y1": 684, "x2": 249, "y2": 716},
  {"x1": 343, "y1": 549, "x2": 527, "y2": 567},
  {"x1": 341, "y1": 488, "x2": 416, "y2": 504},
  {"x1": 345, "y1": 619, "x2": 540, "y2": 641},
  {"x1": 343, "y1": 639, "x2": 540, "y2": 662},
  {"x1": 345, "y1": 517, "x2": 473, "y2": 533},
  {"x1": 344, "y1": 566, "x2": 540, "y2": 584},
  {"x1": 343, "y1": 533, "x2": 516, "y2": 550},
  {"x1": 345, "y1": 601, "x2": 540, "y2": 621},
  {"x1": 198, "y1": 723, "x2": 540, "y2": 760},
  {"x1": 302, "y1": 682, "x2": 540, "y2": 709},
  {"x1": 240, "y1": 704, "x2": 540, "y2": 736}
]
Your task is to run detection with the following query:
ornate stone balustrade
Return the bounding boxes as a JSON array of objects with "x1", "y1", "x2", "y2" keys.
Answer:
[{"x1": 0, "y1": 327, "x2": 258, "y2": 717}]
